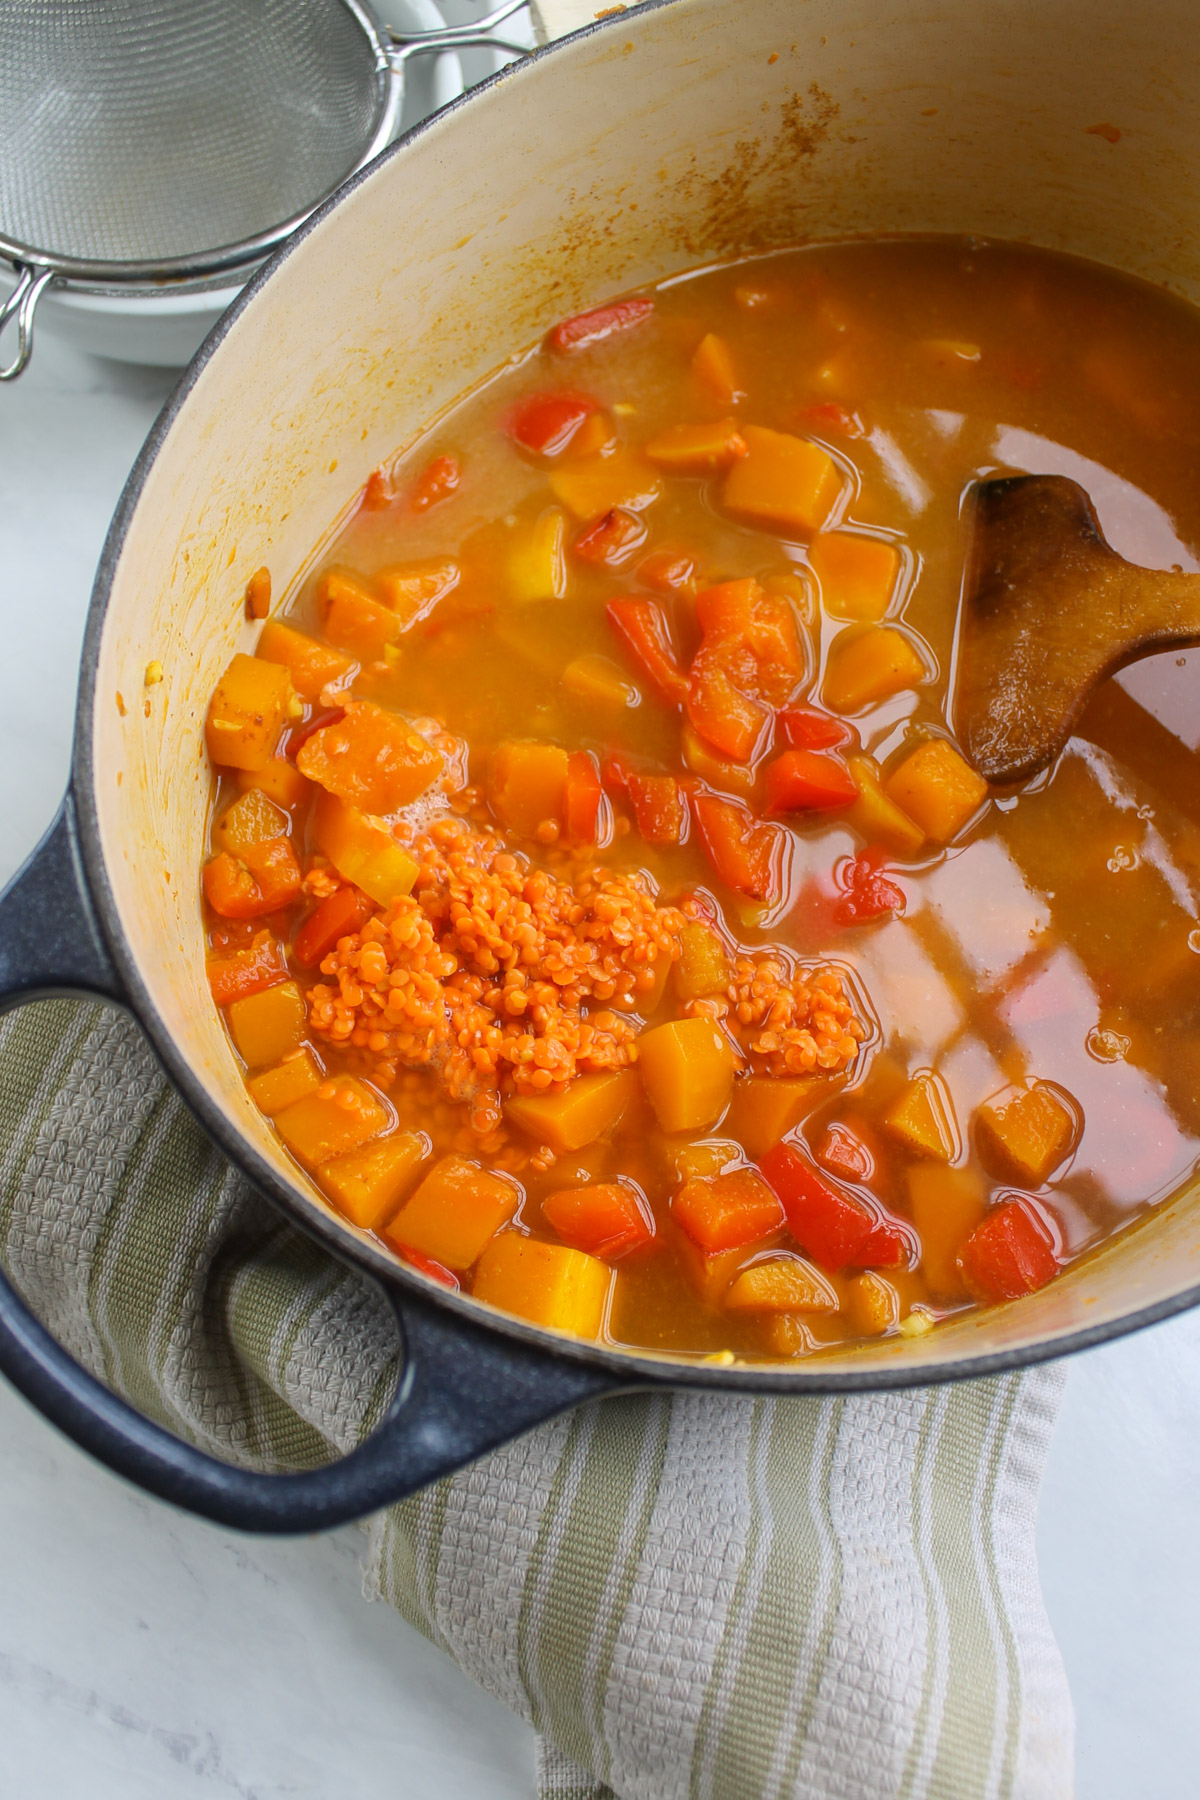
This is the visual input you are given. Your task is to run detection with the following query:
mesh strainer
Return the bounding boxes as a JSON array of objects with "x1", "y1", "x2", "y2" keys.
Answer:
[{"x1": 0, "y1": 0, "x2": 530, "y2": 380}]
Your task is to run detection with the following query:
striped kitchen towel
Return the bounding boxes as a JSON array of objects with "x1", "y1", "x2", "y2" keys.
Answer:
[{"x1": 0, "y1": 999, "x2": 1073, "y2": 1800}]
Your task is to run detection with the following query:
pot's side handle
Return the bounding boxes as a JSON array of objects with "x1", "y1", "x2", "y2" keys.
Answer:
[{"x1": 0, "y1": 796, "x2": 622, "y2": 1531}]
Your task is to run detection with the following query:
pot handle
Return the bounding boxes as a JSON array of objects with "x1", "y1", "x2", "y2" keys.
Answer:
[{"x1": 0, "y1": 799, "x2": 621, "y2": 1531}]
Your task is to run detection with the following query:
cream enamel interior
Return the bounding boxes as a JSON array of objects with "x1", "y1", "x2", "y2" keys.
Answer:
[{"x1": 88, "y1": 0, "x2": 1200, "y2": 1377}]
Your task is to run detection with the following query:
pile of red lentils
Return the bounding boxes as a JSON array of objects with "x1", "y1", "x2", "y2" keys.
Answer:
[{"x1": 684, "y1": 945, "x2": 866, "y2": 1079}]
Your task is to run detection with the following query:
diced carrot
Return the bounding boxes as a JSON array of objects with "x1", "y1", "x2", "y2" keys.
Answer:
[
  {"x1": 626, "y1": 771, "x2": 685, "y2": 845},
  {"x1": 808, "y1": 532, "x2": 900, "y2": 623},
  {"x1": 763, "y1": 749, "x2": 857, "y2": 813},
  {"x1": 779, "y1": 705, "x2": 852, "y2": 751},
  {"x1": 722, "y1": 426, "x2": 842, "y2": 538},
  {"x1": 958, "y1": 1198, "x2": 1060, "y2": 1303},
  {"x1": 686, "y1": 644, "x2": 772, "y2": 762},
  {"x1": 637, "y1": 1016, "x2": 737, "y2": 1133},
  {"x1": 847, "y1": 1271, "x2": 899, "y2": 1335},
  {"x1": 817, "y1": 1123, "x2": 873, "y2": 1182},
  {"x1": 565, "y1": 750, "x2": 604, "y2": 843},
  {"x1": 822, "y1": 626, "x2": 927, "y2": 712},
  {"x1": 644, "y1": 418, "x2": 748, "y2": 473},
  {"x1": 542, "y1": 1181, "x2": 654, "y2": 1259},
  {"x1": 680, "y1": 724, "x2": 757, "y2": 796},
  {"x1": 212, "y1": 789, "x2": 290, "y2": 855},
  {"x1": 227, "y1": 980, "x2": 307, "y2": 1068},
  {"x1": 274, "y1": 1075, "x2": 390, "y2": 1167},
  {"x1": 725, "y1": 1075, "x2": 820, "y2": 1159},
  {"x1": 236, "y1": 758, "x2": 311, "y2": 811},
  {"x1": 508, "y1": 509, "x2": 568, "y2": 602},
  {"x1": 673, "y1": 921, "x2": 730, "y2": 1003},
  {"x1": 245, "y1": 566, "x2": 271, "y2": 620},
  {"x1": 690, "y1": 790, "x2": 782, "y2": 900},
  {"x1": 674, "y1": 1166, "x2": 784, "y2": 1252},
  {"x1": 883, "y1": 738, "x2": 988, "y2": 844},
  {"x1": 637, "y1": 547, "x2": 697, "y2": 594},
  {"x1": 410, "y1": 453, "x2": 460, "y2": 511},
  {"x1": 247, "y1": 1048, "x2": 323, "y2": 1116},
  {"x1": 318, "y1": 569, "x2": 403, "y2": 661},
  {"x1": 548, "y1": 296, "x2": 654, "y2": 352},
  {"x1": 203, "y1": 837, "x2": 302, "y2": 918},
  {"x1": 506, "y1": 390, "x2": 600, "y2": 456},
  {"x1": 506, "y1": 1069, "x2": 638, "y2": 1154},
  {"x1": 258, "y1": 620, "x2": 356, "y2": 702},
  {"x1": 206, "y1": 930, "x2": 288, "y2": 1007},
  {"x1": 489, "y1": 740, "x2": 569, "y2": 837},
  {"x1": 694, "y1": 577, "x2": 806, "y2": 703},
  {"x1": 844, "y1": 755, "x2": 926, "y2": 856},
  {"x1": 906, "y1": 1164, "x2": 987, "y2": 1298},
  {"x1": 375, "y1": 557, "x2": 461, "y2": 628},
  {"x1": 312, "y1": 791, "x2": 419, "y2": 905},
  {"x1": 297, "y1": 700, "x2": 443, "y2": 813},
  {"x1": 206, "y1": 654, "x2": 297, "y2": 771},
  {"x1": 293, "y1": 884, "x2": 375, "y2": 968},
  {"x1": 549, "y1": 447, "x2": 662, "y2": 521},
  {"x1": 387, "y1": 1155, "x2": 521, "y2": 1270},
  {"x1": 573, "y1": 508, "x2": 648, "y2": 567},
  {"x1": 691, "y1": 332, "x2": 742, "y2": 407},
  {"x1": 472, "y1": 1235, "x2": 613, "y2": 1338},
  {"x1": 975, "y1": 1084, "x2": 1077, "y2": 1186},
  {"x1": 833, "y1": 848, "x2": 908, "y2": 926},
  {"x1": 884, "y1": 1071, "x2": 958, "y2": 1160},
  {"x1": 724, "y1": 1253, "x2": 837, "y2": 1314},
  {"x1": 562, "y1": 654, "x2": 640, "y2": 712},
  {"x1": 318, "y1": 1132, "x2": 430, "y2": 1231},
  {"x1": 758, "y1": 1141, "x2": 906, "y2": 1272},
  {"x1": 606, "y1": 595, "x2": 690, "y2": 706}
]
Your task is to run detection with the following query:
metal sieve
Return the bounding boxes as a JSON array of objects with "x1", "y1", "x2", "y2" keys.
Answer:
[{"x1": 0, "y1": 0, "x2": 530, "y2": 380}]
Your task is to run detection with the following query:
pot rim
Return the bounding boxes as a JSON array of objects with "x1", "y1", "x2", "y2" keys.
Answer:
[{"x1": 70, "y1": 0, "x2": 1200, "y2": 1393}]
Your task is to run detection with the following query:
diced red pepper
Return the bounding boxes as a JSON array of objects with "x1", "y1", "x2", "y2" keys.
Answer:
[
  {"x1": 758, "y1": 1142, "x2": 905, "y2": 1273},
  {"x1": 548, "y1": 296, "x2": 654, "y2": 352},
  {"x1": 694, "y1": 577, "x2": 805, "y2": 704},
  {"x1": 689, "y1": 790, "x2": 781, "y2": 900},
  {"x1": 637, "y1": 548, "x2": 697, "y2": 594},
  {"x1": 573, "y1": 508, "x2": 648, "y2": 567},
  {"x1": 361, "y1": 467, "x2": 393, "y2": 510},
  {"x1": 410, "y1": 453, "x2": 460, "y2": 512},
  {"x1": 627, "y1": 771, "x2": 685, "y2": 846},
  {"x1": 606, "y1": 596, "x2": 690, "y2": 707},
  {"x1": 203, "y1": 838, "x2": 302, "y2": 919},
  {"x1": 565, "y1": 750, "x2": 603, "y2": 843},
  {"x1": 958, "y1": 1198, "x2": 1060, "y2": 1303},
  {"x1": 779, "y1": 705, "x2": 852, "y2": 751},
  {"x1": 506, "y1": 390, "x2": 599, "y2": 457},
  {"x1": 796, "y1": 400, "x2": 862, "y2": 437},
  {"x1": 686, "y1": 642, "x2": 772, "y2": 762},
  {"x1": 763, "y1": 749, "x2": 857, "y2": 814},
  {"x1": 293, "y1": 884, "x2": 375, "y2": 968},
  {"x1": 398, "y1": 1246, "x2": 461, "y2": 1291},
  {"x1": 833, "y1": 847, "x2": 907, "y2": 926},
  {"x1": 206, "y1": 930, "x2": 289, "y2": 1007},
  {"x1": 285, "y1": 706, "x2": 346, "y2": 760}
]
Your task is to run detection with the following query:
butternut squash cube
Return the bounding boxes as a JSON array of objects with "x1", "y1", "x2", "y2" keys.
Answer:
[
  {"x1": 212, "y1": 788, "x2": 290, "y2": 856},
  {"x1": 562, "y1": 653, "x2": 640, "y2": 711},
  {"x1": 637, "y1": 1016, "x2": 737, "y2": 1133},
  {"x1": 975, "y1": 1084, "x2": 1076, "y2": 1186},
  {"x1": 298, "y1": 700, "x2": 443, "y2": 813},
  {"x1": 375, "y1": 557, "x2": 460, "y2": 627},
  {"x1": 257, "y1": 619, "x2": 356, "y2": 701},
  {"x1": 725, "y1": 1074, "x2": 821, "y2": 1159},
  {"x1": 845, "y1": 755, "x2": 926, "y2": 856},
  {"x1": 673, "y1": 921, "x2": 731, "y2": 1003},
  {"x1": 318, "y1": 1131, "x2": 430, "y2": 1231},
  {"x1": 236, "y1": 758, "x2": 311, "y2": 811},
  {"x1": 764, "y1": 1313, "x2": 816, "y2": 1357},
  {"x1": 472, "y1": 1234, "x2": 613, "y2": 1339},
  {"x1": 274, "y1": 1076, "x2": 389, "y2": 1167},
  {"x1": 508, "y1": 509, "x2": 568, "y2": 602},
  {"x1": 677, "y1": 1236, "x2": 758, "y2": 1305},
  {"x1": 847, "y1": 1271, "x2": 900, "y2": 1336},
  {"x1": 808, "y1": 532, "x2": 900, "y2": 623},
  {"x1": 488, "y1": 740, "x2": 569, "y2": 837},
  {"x1": 206, "y1": 654, "x2": 296, "y2": 771},
  {"x1": 318, "y1": 568, "x2": 402, "y2": 661},
  {"x1": 822, "y1": 626, "x2": 927, "y2": 713},
  {"x1": 884, "y1": 1072, "x2": 958, "y2": 1161},
  {"x1": 313, "y1": 791, "x2": 418, "y2": 905},
  {"x1": 644, "y1": 418, "x2": 747, "y2": 473},
  {"x1": 906, "y1": 1164, "x2": 987, "y2": 1298},
  {"x1": 247, "y1": 1048, "x2": 323, "y2": 1116},
  {"x1": 505, "y1": 1069, "x2": 638, "y2": 1154},
  {"x1": 548, "y1": 447, "x2": 662, "y2": 521},
  {"x1": 680, "y1": 724, "x2": 758, "y2": 796},
  {"x1": 722, "y1": 425, "x2": 842, "y2": 538},
  {"x1": 725, "y1": 1254, "x2": 837, "y2": 1314},
  {"x1": 386, "y1": 1154, "x2": 521, "y2": 1271},
  {"x1": 228, "y1": 980, "x2": 307, "y2": 1069},
  {"x1": 884, "y1": 738, "x2": 988, "y2": 844},
  {"x1": 691, "y1": 332, "x2": 741, "y2": 407}
]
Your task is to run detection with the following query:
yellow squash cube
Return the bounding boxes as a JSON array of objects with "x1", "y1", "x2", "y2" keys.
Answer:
[
  {"x1": 312, "y1": 791, "x2": 418, "y2": 906},
  {"x1": 228, "y1": 981, "x2": 307, "y2": 1069},
  {"x1": 637, "y1": 1016, "x2": 737, "y2": 1134},
  {"x1": 508, "y1": 509, "x2": 568, "y2": 602},
  {"x1": 722, "y1": 425, "x2": 842, "y2": 538},
  {"x1": 845, "y1": 755, "x2": 926, "y2": 856},
  {"x1": 472, "y1": 1234, "x2": 613, "y2": 1338},
  {"x1": 884, "y1": 738, "x2": 988, "y2": 845},
  {"x1": 822, "y1": 627, "x2": 927, "y2": 713},
  {"x1": 318, "y1": 1132, "x2": 430, "y2": 1231}
]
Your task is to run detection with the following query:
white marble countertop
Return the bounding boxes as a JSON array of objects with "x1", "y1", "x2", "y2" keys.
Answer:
[{"x1": 1, "y1": 322, "x2": 1199, "y2": 1800}]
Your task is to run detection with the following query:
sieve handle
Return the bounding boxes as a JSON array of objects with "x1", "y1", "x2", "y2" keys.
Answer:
[
  {"x1": 386, "y1": 0, "x2": 531, "y2": 63},
  {"x1": 0, "y1": 264, "x2": 54, "y2": 383}
]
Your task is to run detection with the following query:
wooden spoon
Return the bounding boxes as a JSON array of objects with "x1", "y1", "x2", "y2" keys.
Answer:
[{"x1": 956, "y1": 474, "x2": 1200, "y2": 783}]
